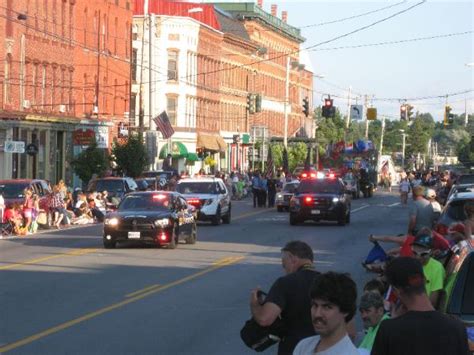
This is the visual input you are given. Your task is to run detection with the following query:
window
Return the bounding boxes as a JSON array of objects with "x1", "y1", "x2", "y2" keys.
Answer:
[
  {"x1": 125, "y1": 21, "x2": 130, "y2": 58},
  {"x1": 4, "y1": 54, "x2": 12, "y2": 104},
  {"x1": 114, "y1": 17, "x2": 118, "y2": 55},
  {"x1": 102, "y1": 76, "x2": 107, "y2": 113},
  {"x1": 51, "y1": 66, "x2": 57, "y2": 111},
  {"x1": 131, "y1": 48, "x2": 138, "y2": 81},
  {"x1": 52, "y1": 0, "x2": 57, "y2": 34},
  {"x1": 33, "y1": 63, "x2": 38, "y2": 105},
  {"x1": 69, "y1": 2, "x2": 74, "y2": 43},
  {"x1": 130, "y1": 93, "x2": 136, "y2": 119},
  {"x1": 83, "y1": 73, "x2": 88, "y2": 112},
  {"x1": 113, "y1": 79, "x2": 118, "y2": 114},
  {"x1": 41, "y1": 65, "x2": 47, "y2": 107},
  {"x1": 44, "y1": 0, "x2": 49, "y2": 33},
  {"x1": 61, "y1": 0, "x2": 65, "y2": 37},
  {"x1": 167, "y1": 51, "x2": 178, "y2": 81},
  {"x1": 167, "y1": 96, "x2": 177, "y2": 125}
]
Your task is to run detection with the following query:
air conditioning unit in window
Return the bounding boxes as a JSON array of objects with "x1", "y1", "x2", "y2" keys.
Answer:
[
  {"x1": 23, "y1": 99, "x2": 31, "y2": 109},
  {"x1": 92, "y1": 106, "x2": 99, "y2": 114},
  {"x1": 59, "y1": 104, "x2": 66, "y2": 113}
]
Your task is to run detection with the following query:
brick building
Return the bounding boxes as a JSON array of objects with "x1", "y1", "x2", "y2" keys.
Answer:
[{"x1": 0, "y1": 0, "x2": 132, "y2": 185}]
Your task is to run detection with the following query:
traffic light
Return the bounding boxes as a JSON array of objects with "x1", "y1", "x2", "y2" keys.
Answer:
[
  {"x1": 302, "y1": 97, "x2": 310, "y2": 117},
  {"x1": 444, "y1": 105, "x2": 454, "y2": 126},
  {"x1": 406, "y1": 104, "x2": 414, "y2": 121},
  {"x1": 400, "y1": 104, "x2": 407, "y2": 120},
  {"x1": 255, "y1": 94, "x2": 262, "y2": 113},
  {"x1": 247, "y1": 93, "x2": 256, "y2": 114},
  {"x1": 322, "y1": 97, "x2": 335, "y2": 118}
]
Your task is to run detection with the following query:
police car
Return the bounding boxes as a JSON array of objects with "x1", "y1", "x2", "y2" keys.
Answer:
[
  {"x1": 176, "y1": 177, "x2": 231, "y2": 225},
  {"x1": 289, "y1": 172, "x2": 351, "y2": 226}
]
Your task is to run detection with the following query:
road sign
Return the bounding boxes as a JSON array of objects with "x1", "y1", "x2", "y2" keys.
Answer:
[
  {"x1": 4, "y1": 140, "x2": 25, "y2": 153},
  {"x1": 350, "y1": 105, "x2": 363, "y2": 120},
  {"x1": 367, "y1": 108, "x2": 377, "y2": 120}
]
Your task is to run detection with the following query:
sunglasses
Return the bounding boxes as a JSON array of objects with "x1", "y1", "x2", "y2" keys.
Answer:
[{"x1": 412, "y1": 249, "x2": 431, "y2": 257}]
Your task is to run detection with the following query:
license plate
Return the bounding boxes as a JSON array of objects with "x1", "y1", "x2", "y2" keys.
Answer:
[
  {"x1": 311, "y1": 210, "x2": 320, "y2": 215},
  {"x1": 128, "y1": 231, "x2": 141, "y2": 239}
]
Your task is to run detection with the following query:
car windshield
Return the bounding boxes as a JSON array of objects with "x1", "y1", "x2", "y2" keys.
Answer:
[
  {"x1": 446, "y1": 200, "x2": 471, "y2": 221},
  {"x1": 119, "y1": 194, "x2": 171, "y2": 211},
  {"x1": 142, "y1": 171, "x2": 172, "y2": 179},
  {"x1": 177, "y1": 182, "x2": 218, "y2": 194},
  {"x1": 297, "y1": 180, "x2": 341, "y2": 194},
  {"x1": 91, "y1": 180, "x2": 124, "y2": 192},
  {"x1": 0, "y1": 183, "x2": 30, "y2": 199},
  {"x1": 283, "y1": 183, "x2": 299, "y2": 193},
  {"x1": 458, "y1": 175, "x2": 474, "y2": 184}
]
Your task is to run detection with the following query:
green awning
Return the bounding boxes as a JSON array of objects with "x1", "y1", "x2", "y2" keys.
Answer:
[
  {"x1": 159, "y1": 142, "x2": 188, "y2": 159},
  {"x1": 186, "y1": 153, "x2": 199, "y2": 162},
  {"x1": 242, "y1": 134, "x2": 251, "y2": 144}
]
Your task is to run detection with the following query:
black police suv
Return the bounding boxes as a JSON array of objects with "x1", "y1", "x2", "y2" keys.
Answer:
[
  {"x1": 103, "y1": 191, "x2": 197, "y2": 249},
  {"x1": 289, "y1": 176, "x2": 351, "y2": 226}
]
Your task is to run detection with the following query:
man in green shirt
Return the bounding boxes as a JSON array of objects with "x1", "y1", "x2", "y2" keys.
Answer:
[
  {"x1": 358, "y1": 292, "x2": 389, "y2": 351},
  {"x1": 411, "y1": 233, "x2": 446, "y2": 308}
]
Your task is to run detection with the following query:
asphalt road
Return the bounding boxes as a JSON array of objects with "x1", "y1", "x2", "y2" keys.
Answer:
[{"x1": 0, "y1": 190, "x2": 407, "y2": 355}]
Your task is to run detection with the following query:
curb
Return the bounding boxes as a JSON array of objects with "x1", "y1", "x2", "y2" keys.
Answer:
[{"x1": 0, "y1": 223, "x2": 102, "y2": 241}]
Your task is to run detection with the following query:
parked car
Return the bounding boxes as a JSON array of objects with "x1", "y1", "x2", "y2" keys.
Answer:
[
  {"x1": 456, "y1": 174, "x2": 474, "y2": 185},
  {"x1": 276, "y1": 180, "x2": 299, "y2": 212},
  {"x1": 447, "y1": 183, "x2": 474, "y2": 202},
  {"x1": 435, "y1": 191, "x2": 474, "y2": 236},
  {"x1": 140, "y1": 170, "x2": 175, "y2": 189},
  {"x1": 103, "y1": 191, "x2": 197, "y2": 249},
  {"x1": 440, "y1": 240, "x2": 474, "y2": 351},
  {"x1": 86, "y1": 177, "x2": 138, "y2": 204},
  {"x1": 0, "y1": 179, "x2": 51, "y2": 209},
  {"x1": 176, "y1": 177, "x2": 231, "y2": 225}
]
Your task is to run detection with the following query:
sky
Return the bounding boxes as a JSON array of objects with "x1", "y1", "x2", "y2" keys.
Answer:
[
  {"x1": 205, "y1": 0, "x2": 474, "y2": 123},
  {"x1": 271, "y1": 0, "x2": 473, "y2": 122}
]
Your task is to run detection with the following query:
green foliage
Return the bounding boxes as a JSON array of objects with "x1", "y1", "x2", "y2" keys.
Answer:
[
  {"x1": 111, "y1": 134, "x2": 148, "y2": 178},
  {"x1": 406, "y1": 113, "x2": 435, "y2": 157},
  {"x1": 288, "y1": 142, "x2": 308, "y2": 172},
  {"x1": 71, "y1": 142, "x2": 108, "y2": 184}
]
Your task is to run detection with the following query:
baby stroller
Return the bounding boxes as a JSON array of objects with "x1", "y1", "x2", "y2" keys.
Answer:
[{"x1": 1, "y1": 220, "x2": 14, "y2": 237}]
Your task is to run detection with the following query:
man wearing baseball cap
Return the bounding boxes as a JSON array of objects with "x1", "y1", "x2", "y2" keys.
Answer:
[
  {"x1": 371, "y1": 257, "x2": 469, "y2": 355},
  {"x1": 407, "y1": 185, "x2": 435, "y2": 236},
  {"x1": 411, "y1": 232, "x2": 445, "y2": 308}
]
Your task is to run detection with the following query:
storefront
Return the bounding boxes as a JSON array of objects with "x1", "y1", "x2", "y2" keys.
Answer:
[{"x1": 196, "y1": 133, "x2": 227, "y2": 174}]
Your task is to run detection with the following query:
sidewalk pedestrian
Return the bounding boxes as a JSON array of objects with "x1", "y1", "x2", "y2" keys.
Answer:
[
  {"x1": 293, "y1": 272, "x2": 361, "y2": 355},
  {"x1": 399, "y1": 177, "x2": 410, "y2": 205},
  {"x1": 249, "y1": 241, "x2": 321, "y2": 355},
  {"x1": 371, "y1": 257, "x2": 469, "y2": 355}
]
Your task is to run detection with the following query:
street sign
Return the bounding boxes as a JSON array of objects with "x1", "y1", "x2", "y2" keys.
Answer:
[
  {"x1": 367, "y1": 108, "x2": 377, "y2": 121},
  {"x1": 350, "y1": 105, "x2": 363, "y2": 121},
  {"x1": 4, "y1": 140, "x2": 25, "y2": 153}
]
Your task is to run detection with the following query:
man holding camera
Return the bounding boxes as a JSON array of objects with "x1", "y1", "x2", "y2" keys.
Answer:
[{"x1": 249, "y1": 241, "x2": 320, "y2": 354}]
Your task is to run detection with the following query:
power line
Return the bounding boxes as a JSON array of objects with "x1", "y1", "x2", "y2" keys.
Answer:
[
  {"x1": 311, "y1": 30, "x2": 473, "y2": 52},
  {"x1": 300, "y1": 1, "x2": 407, "y2": 29}
]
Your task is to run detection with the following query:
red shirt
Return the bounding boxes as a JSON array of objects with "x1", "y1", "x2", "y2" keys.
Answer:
[{"x1": 400, "y1": 232, "x2": 450, "y2": 257}]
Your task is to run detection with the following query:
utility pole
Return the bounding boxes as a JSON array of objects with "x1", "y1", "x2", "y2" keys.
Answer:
[
  {"x1": 364, "y1": 94, "x2": 369, "y2": 139},
  {"x1": 148, "y1": 12, "x2": 153, "y2": 130},
  {"x1": 401, "y1": 132, "x2": 406, "y2": 170},
  {"x1": 378, "y1": 116, "x2": 386, "y2": 158},
  {"x1": 345, "y1": 86, "x2": 352, "y2": 130},
  {"x1": 283, "y1": 55, "x2": 290, "y2": 148},
  {"x1": 138, "y1": 0, "x2": 148, "y2": 137}
]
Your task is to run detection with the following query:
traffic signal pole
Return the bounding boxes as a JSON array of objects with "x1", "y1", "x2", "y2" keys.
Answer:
[
  {"x1": 284, "y1": 55, "x2": 290, "y2": 149},
  {"x1": 364, "y1": 95, "x2": 369, "y2": 139}
]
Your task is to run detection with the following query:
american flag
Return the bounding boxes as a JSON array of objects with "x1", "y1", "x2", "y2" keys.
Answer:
[
  {"x1": 153, "y1": 111, "x2": 175, "y2": 139},
  {"x1": 265, "y1": 146, "x2": 274, "y2": 178}
]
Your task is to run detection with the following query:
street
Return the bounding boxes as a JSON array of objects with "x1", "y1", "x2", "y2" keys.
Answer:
[{"x1": 1, "y1": 191, "x2": 406, "y2": 354}]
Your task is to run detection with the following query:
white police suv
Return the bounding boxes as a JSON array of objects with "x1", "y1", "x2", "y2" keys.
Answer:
[{"x1": 176, "y1": 177, "x2": 231, "y2": 225}]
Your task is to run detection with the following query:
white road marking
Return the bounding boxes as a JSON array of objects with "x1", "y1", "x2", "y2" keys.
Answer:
[
  {"x1": 352, "y1": 205, "x2": 370, "y2": 213},
  {"x1": 388, "y1": 202, "x2": 401, "y2": 207}
]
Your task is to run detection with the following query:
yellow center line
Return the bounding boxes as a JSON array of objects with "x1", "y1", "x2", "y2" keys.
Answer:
[
  {"x1": 0, "y1": 248, "x2": 98, "y2": 271},
  {"x1": 124, "y1": 284, "x2": 162, "y2": 298},
  {"x1": 234, "y1": 208, "x2": 271, "y2": 221},
  {"x1": 0, "y1": 256, "x2": 245, "y2": 353}
]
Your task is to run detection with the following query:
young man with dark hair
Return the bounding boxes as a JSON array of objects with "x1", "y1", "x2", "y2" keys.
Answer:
[
  {"x1": 371, "y1": 257, "x2": 469, "y2": 355},
  {"x1": 249, "y1": 241, "x2": 320, "y2": 354},
  {"x1": 293, "y1": 272, "x2": 361, "y2": 354}
]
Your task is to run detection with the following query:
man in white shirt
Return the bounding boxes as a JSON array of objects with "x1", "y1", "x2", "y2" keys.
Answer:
[{"x1": 293, "y1": 272, "x2": 367, "y2": 355}]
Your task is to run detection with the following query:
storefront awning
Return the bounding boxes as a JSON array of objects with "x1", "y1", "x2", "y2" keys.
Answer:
[
  {"x1": 197, "y1": 133, "x2": 226, "y2": 152},
  {"x1": 186, "y1": 153, "x2": 199, "y2": 162},
  {"x1": 159, "y1": 141, "x2": 188, "y2": 159}
]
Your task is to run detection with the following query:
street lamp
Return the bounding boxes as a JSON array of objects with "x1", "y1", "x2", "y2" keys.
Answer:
[{"x1": 399, "y1": 129, "x2": 407, "y2": 171}]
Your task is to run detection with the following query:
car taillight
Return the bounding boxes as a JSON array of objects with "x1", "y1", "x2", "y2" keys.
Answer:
[
  {"x1": 159, "y1": 232, "x2": 168, "y2": 241},
  {"x1": 304, "y1": 196, "x2": 313, "y2": 205},
  {"x1": 187, "y1": 198, "x2": 201, "y2": 207},
  {"x1": 328, "y1": 173, "x2": 335, "y2": 179},
  {"x1": 301, "y1": 173, "x2": 308, "y2": 178}
]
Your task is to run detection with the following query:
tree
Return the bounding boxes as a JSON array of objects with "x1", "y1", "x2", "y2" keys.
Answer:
[
  {"x1": 288, "y1": 142, "x2": 308, "y2": 172},
  {"x1": 70, "y1": 141, "x2": 108, "y2": 186},
  {"x1": 112, "y1": 134, "x2": 148, "y2": 178}
]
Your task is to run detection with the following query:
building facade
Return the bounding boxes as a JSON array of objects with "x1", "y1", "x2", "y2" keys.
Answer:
[{"x1": 0, "y1": 0, "x2": 132, "y2": 185}]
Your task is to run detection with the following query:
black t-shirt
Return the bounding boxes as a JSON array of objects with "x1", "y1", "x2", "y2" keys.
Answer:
[
  {"x1": 371, "y1": 310, "x2": 469, "y2": 355},
  {"x1": 266, "y1": 267, "x2": 320, "y2": 355}
]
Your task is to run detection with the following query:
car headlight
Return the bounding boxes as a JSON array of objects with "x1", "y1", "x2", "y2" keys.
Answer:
[
  {"x1": 105, "y1": 218, "x2": 119, "y2": 226},
  {"x1": 332, "y1": 197, "x2": 340, "y2": 203},
  {"x1": 276, "y1": 193, "x2": 283, "y2": 200},
  {"x1": 154, "y1": 218, "x2": 170, "y2": 227}
]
